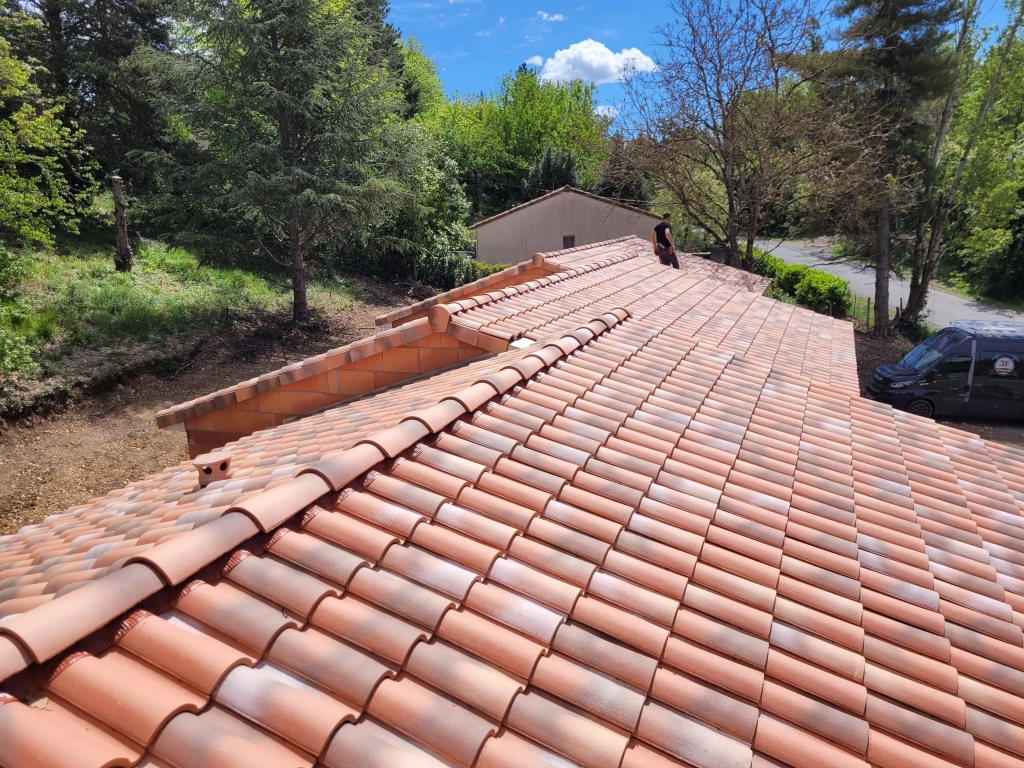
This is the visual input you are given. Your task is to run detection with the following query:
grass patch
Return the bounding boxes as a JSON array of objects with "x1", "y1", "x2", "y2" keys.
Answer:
[{"x1": 0, "y1": 237, "x2": 361, "y2": 378}]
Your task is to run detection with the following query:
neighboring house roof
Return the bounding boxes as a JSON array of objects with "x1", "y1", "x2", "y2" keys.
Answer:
[
  {"x1": 469, "y1": 186, "x2": 662, "y2": 230},
  {"x1": 5, "y1": 238, "x2": 1024, "y2": 768}
]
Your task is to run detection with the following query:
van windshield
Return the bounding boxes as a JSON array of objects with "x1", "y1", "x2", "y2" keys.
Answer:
[{"x1": 900, "y1": 329, "x2": 971, "y2": 372}]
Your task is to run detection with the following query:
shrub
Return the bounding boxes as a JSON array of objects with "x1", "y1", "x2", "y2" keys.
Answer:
[
  {"x1": 465, "y1": 260, "x2": 512, "y2": 283},
  {"x1": 0, "y1": 314, "x2": 36, "y2": 378},
  {"x1": 776, "y1": 263, "x2": 809, "y2": 295},
  {"x1": 793, "y1": 270, "x2": 852, "y2": 317},
  {"x1": 751, "y1": 252, "x2": 786, "y2": 280}
]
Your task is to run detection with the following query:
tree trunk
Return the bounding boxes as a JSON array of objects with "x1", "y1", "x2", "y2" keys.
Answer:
[
  {"x1": 290, "y1": 215, "x2": 310, "y2": 325},
  {"x1": 874, "y1": 206, "x2": 891, "y2": 335},
  {"x1": 111, "y1": 176, "x2": 133, "y2": 272}
]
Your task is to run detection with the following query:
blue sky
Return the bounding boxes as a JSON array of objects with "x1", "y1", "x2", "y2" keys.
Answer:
[
  {"x1": 390, "y1": 0, "x2": 1013, "y2": 115},
  {"x1": 389, "y1": 1, "x2": 665, "y2": 113}
]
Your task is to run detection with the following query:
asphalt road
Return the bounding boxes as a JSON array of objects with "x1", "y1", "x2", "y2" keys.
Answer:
[{"x1": 762, "y1": 240, "x2": 1024, "y2": 329}]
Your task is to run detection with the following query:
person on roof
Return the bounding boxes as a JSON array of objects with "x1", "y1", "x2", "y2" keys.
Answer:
[{"x1": 650, "y1": 212, "x2": 679, "y2": 269}]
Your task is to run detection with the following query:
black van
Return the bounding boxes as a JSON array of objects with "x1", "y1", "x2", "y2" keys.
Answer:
[{"x1": 866, "y1": 320, "x2": 1024, "y2": 419}]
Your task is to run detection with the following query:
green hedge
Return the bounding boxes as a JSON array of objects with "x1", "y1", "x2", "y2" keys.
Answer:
[
  {"x1": 794, "y1": 270, "x2": 852, "y2": 316},
  {"x1": 752, "y1": 251, "x2": 851, "y2": 317}
]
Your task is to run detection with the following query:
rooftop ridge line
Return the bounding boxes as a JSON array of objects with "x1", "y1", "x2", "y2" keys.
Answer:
[
  {"x1": 0, "y1": 309, "x2": 632, "y2": 684},
  {"x1": 374, "y1": 234, "x2": 646, "y2": 328}
]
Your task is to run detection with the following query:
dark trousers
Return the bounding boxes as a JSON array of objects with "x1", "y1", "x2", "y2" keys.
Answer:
[{"x1": 656, "y1": 246, "x2": 679, "y2": 269}]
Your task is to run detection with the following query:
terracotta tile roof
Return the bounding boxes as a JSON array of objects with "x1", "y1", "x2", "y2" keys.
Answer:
[
  {"x1": 154, "y1": 237, "x2": 815, "y2": 437},
  {"x1": 4, "y1": 308, "x2": 1024, "y2": 767}
]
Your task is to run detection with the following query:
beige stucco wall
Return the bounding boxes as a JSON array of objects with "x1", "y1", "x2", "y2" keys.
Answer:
[{"x1": 474, "y1": 192, "x2": 661, "y2": 265}]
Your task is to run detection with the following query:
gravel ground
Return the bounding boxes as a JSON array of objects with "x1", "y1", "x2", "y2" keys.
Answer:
[{"x1": 0, "y1": 279, "x2": 405, "y2": 535}]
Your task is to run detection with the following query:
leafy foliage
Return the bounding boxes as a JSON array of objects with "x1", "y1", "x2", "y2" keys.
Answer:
[
  {"x1": 753, "y1": 251, "x2": 852, "y2": 316},
  {"x1": 0, "y1": 14, "x2": 96, "y2": 247},
  {"x1": 137, "y1": 0, "x2": 423, "y2": 322},
  {"x1": 793, "y1": 270, "x2": 853, "y2": 316},
  {"x1": 4, "y1": 0, "x2": 175, "y2": 177},
  {"x1": 431, "y1": 67, "x2": 609, "y2": 217}
]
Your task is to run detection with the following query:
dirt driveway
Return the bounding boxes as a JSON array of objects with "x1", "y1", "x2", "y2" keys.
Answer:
[{"x1": 0, "y1": 284, "x2": 404, "y2": 535}]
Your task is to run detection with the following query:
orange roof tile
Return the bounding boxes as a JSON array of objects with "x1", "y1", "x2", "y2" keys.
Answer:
[
  {"x1": 157, "y1": 237, "x2": 838, "y2": 429},
  {"x1": 4, "y1": 249, "x2": 1024, "y2": 767}
]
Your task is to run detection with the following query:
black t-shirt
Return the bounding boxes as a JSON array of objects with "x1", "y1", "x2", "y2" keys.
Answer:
[{"x1": 654, "y1": 221, "x2": 672, "y2": 248}]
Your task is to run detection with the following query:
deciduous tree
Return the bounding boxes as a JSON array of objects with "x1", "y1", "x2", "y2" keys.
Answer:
[{"x1": 0, "y1": 13, "x2": 95, "y2": 246}]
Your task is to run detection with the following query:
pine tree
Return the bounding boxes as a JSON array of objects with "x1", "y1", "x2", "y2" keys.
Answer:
[
  {"x1": 834, "y1": 0, "x2": 960, "y2": 334},
  {"x1": 527, "y1": 144, "x2": 580, "y2": 195},
  {"x1": 141, "y1": 0, "x2": 422, "y2": 324}
]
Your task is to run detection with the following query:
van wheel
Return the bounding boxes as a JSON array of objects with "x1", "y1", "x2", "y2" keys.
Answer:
[{"x1": 907, "y1": 399, "x2": 934, "y2": 418}]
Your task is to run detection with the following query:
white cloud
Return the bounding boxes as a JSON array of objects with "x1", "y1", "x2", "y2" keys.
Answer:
[
  {"x1": 595, "y1": 104, "x2": 619, "y2": 118},
  {"x1": 538, "y1": 39, "x2": 656, "y2": 84},
  {"x1": 537, "y1": 10, "x2": 567, "y2": 21},
  {"x1": 498, "y1": 16, "x2": 506, "y2": 23},
  {"x1": 525, "y1": 55, "x2": 544, "y2": 67}
]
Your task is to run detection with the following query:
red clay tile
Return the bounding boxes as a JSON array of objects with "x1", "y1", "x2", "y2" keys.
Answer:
[
  {"x1": 507, "y1": 691, "x2": 629, "y2": 768},
  {"x1": 651, "y1": 665, "x2": 758, "y2": 742},
  {"x1": 322, "y1": 719, "x2": 449, "y2": 768},
  {"x1": 229, "y1": 473, "x2": 330, "y2": 532},
  {"x1": 151, "y1": 705, "x2": 313, "y2": 768},
  {"x1": 866, "y1": 728, "x2": 964, "y2": 768},
  {"x1": 227, "y1": 553, "x2": 339, "y2": 618},
  {"x1": 553, "y1": 622, "x2": 658, "y2": 691},
  {"x1": 488, "y1": 557, "x2": 581, "y2": 614},
  {"x1": 310, "y1": 596, "x2": 427, "y2": 665},
  {"x1": 760, "y1": 679, "x2": 868, "y2": 753},
  {"x1": 0, "y1": 563, "x2": 165, "y2": 663},
  {"x1": 766, "y1": 647, "x2": 866, "y2": 715},
  {"x1": 266, "y1": 627, "x2": 392, "y2": 708},
  {"x1": 405, "y1": 640, "x2": 523, "y2": 721},
  {"x1": 299, "y1": 443, "x2": 385, "y2": 490},
  {"x1": 531, "y1": 652, "x2": 646, "y2": 730},
  {"x1": 380, "y1": 544, "x2": 479, "y2": 600},
  {"x1": 865, "y1": 694, "x2": 974, "y2": 765},
  {"x1": 305, "y1": 509, "x2": 398, "y2": 561},
  {"x1": 683, "y1": 583, "x2": 774, "y2": 639},
  {"x1": 466, "y1": 581, "x2": 564, "y2": 644},
  {"x1": 270, "y1": 530, "x2": 367, "y2": 589},
  {"x1": 636, "y1": 701, "x2": 753, "y2": 768},
  {"x1": 336, "y1": 490, "x2": 426, "y2": 538},
  {"x1": 571, "y1": 595, "x2": 669, "y2": 657},
  {"x1": 0, "y1": 696, "x2": 145, "y2": 768},
  {"x1": 662, "y1": 635, "x2": 764, "y2": 702},
  {"x1": 117, "y1": 612, "x2": 250, "y2": 694},
  {"x1": 357, "y1": 472, "x2": 445, "y2": 515},
  {"x1": 753, "y1": 713, "x2": 867, "y2": 768},
  {"x1": 509, "y1": 536, "x2": 597, "y2": 587},
  {"x1": 347, "y1": 567, "x2": 455, "y2": 631},
  {"x1": 129, "y1": 512, "x2": 260, "y2": 586},
  {"x1": 47, "y1": 648, "x2": 205, "y2": 746},
  {"x1": 368, "y1": 677, "x2": 497, "y2": 766},
  {"x1": 215, "y1": 663, "x2": 358, "y2": 754}
]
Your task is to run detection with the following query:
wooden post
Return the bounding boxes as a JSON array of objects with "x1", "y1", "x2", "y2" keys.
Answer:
[{"x1": 112, "y1": 176, "x2": 133, "y2": 272}]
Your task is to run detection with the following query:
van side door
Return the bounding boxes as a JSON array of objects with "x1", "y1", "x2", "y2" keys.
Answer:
[
  {"x1": 931, "y1": 352, "x2": 974, "y2": 417},
  {"x1": 966, "y1": 345, "x2": 1024, "y2": 420}
]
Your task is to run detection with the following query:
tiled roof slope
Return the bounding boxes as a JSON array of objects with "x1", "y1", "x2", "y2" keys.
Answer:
[
  {"x1": 0, "y1": 256, "x2": 855, "y2": 613},
  {"x1": 3, "y1": 313, "x2": 1024, "y2": 767},
  {"x1": 154, "y1": 237, "x2": 842, "y2": 456}
]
